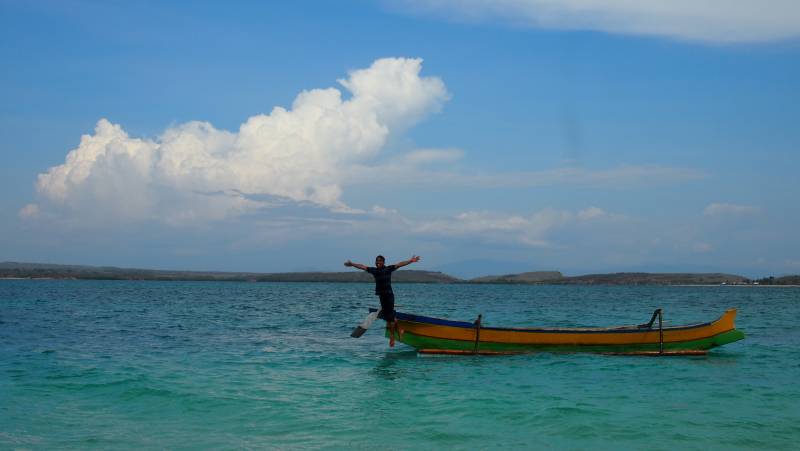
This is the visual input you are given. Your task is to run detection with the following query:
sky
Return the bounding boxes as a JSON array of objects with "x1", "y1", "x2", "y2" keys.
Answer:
[{"x1": 1, "y1": 0, "x2": 799, "y2": 278}]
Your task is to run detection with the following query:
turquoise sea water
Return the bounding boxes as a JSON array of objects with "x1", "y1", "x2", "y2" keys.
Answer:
[{"x1": 1, "y1": 280, "x2": 799, "y2": 449}]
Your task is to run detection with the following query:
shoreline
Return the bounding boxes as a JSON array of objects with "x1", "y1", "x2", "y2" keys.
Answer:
[
  {"x1": 2, "y1": 262, "x2": 797, "y2": 286},
  {"x1": 673, "y1": 284, "x2": 800, "y2": 288},
  {"x1": 2, "y1": 277, "x2": 799, "y2": 287}
]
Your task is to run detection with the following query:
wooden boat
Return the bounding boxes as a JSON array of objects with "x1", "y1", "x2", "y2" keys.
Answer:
[{"x1": 373, "y1": 308, "x2": 744, "y2": 355}]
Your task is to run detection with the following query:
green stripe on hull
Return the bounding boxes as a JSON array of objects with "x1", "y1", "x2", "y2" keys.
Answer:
[{"x1": 389, "y1": 329, "x2": 745, "y2": 354}]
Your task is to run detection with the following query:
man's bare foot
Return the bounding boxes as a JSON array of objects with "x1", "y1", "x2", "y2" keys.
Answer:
[{"x1": 389, "y1": 336, "x2": 395, "y2": 347}]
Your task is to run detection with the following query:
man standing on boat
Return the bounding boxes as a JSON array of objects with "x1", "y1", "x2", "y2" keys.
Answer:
[{"x1": 344, "y1": 255, "x2": 421, "y2": 347}]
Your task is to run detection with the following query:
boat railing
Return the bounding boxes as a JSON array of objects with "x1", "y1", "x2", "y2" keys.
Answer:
[
  {"x1": 473, "y1": 314, "x2": 482, "y2": 354},
  {"x1": 629, "y1": 308, "x2": 666, "y2": 353}
]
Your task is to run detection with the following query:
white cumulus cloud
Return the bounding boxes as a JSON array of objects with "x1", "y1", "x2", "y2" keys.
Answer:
[
  {"x1": 395, "y1": 0, "x2": 800, "y2": 44},
  {"x1": 34, "y1": 57, "x2": 449, "y2": 224}
]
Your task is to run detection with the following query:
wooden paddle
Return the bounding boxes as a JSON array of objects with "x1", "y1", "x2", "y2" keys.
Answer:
[{"x1": 350, "y1": 310, "x2": 380, "y2": 338}]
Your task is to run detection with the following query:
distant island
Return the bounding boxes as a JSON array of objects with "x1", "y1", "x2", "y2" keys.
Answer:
[
  {"x1": 463, "y1": 271, "x2": 799, "y2": 285},
  {"x1": 0, "y1": 262, "x2": 459, "y2": 283},
  {"x1": 469, "y1": 271, "x2": 564, "y2": 284},
  {"x1": 1, "y1": 262, "x2": 797, "y2": 286}
]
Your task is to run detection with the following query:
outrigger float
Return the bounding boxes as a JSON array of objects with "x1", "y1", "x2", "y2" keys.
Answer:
[{"x1": 368, "y1": 308, "x2": 744, "y2": 356}]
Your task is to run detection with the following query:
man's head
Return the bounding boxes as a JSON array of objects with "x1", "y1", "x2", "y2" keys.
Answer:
[{"x1": 375, "y1": 255, "x2": 386, "y2": 268}]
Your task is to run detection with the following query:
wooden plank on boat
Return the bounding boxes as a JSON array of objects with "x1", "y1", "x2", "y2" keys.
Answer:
[
  {"x1": 418, "y1": 349, "x2": 709, "y2": 356},
  {"x1": 602, "y1": 350, "x2": 708, "y2": 356},
  {"x1": 418, "y1": 349, "x2": 521, "y2": 356}
]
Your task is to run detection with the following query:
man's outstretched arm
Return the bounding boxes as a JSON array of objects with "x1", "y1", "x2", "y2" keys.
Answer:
[
  {"x1": 393, "y1": 255, "x2": 421, "y2": 269},
  {"x1": 344, "y1": 260, "x2": 369, "y2": 271}
]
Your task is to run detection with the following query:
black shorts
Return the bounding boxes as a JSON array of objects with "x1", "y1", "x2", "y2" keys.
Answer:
[{"x1": 379, "y1": 292, "x2": 395, "y2": 322}]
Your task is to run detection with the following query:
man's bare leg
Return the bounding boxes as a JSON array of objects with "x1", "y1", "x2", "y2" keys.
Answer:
[{"x1": 388, "y1": 322, "x2": 395, "y2": 347}]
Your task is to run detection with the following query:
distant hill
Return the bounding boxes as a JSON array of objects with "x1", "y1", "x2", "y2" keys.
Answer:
[
  {"x1": 752, "y1": 275, "x2": 800, "y2": 285},
  {"x1": 776, "y1": 275, "x2": 800, "y2": 285},
  {"x1": 433, "y1": 259, "x2": 543, "y2": 279},
  {"x1": 3, "y1": 262, "x2": 787, "y2": 286},
  {"x1": 549, "y1": 272, "x2": 748, "y2": 285},
  {"x1": 467, "y1": 271, "x2": 750, "y2": 285},
  {"x1": 0, "y1": 262, "x2": 459, "y2": 283},
  {"x1": 252, "y1": 270, "x2": 460, "y2": 283},
  {"x1": 470, "y1": 271, "x2": 563, "y2": 284}
]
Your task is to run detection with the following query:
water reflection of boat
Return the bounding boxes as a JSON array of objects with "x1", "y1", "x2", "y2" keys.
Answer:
[{"x1": 371, "y1": 309, "x2": 744, "y2": 356}]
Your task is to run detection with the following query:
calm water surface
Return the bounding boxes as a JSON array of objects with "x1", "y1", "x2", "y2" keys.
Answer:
[{"x1": 1, "y1": 281, "x2": 799, "y2": 449}]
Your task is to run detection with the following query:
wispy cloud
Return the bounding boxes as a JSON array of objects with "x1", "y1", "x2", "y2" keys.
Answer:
[
  {"x1": 577, "y1": 206, "x2": 606, "y2": 220},
  {"x1": 394, "y1": 0, "x2": 800, "y2": 44},
  {"x1": 412, "y1": 207, "x2": 618, "y2": 247},
  {"x1": 237, "y1": 205, "x2": 621, "y2": 250},
  {"x1": 693, "y1": 242, "x2": 714, "y2": 253},
  {"x1": 401, "y1": 148, "x2": 464, "y2": 165},
  {"x1": 18, "y1": 203, "x2": 40, "y2": 220},
  {"x1": 347, "y1": 163, "x2": 706, "y2": 189},
  {"x1": 703, "y1": 202, "x2": 759, "y2": 216}
]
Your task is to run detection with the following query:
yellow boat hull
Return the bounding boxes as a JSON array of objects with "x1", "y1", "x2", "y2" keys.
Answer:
[{"x1": 379, "y1": 309, "x2": 744, "y2": 354}]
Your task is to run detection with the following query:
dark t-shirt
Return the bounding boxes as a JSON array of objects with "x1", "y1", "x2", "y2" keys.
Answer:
[{"x1": 366, "y1": 265, "x2": 397, "y2": 295}]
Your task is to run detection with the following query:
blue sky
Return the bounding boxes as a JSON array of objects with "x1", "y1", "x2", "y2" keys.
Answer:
[{"x1": 1, "y1": 0, "x2": 799, "y2": 278}]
